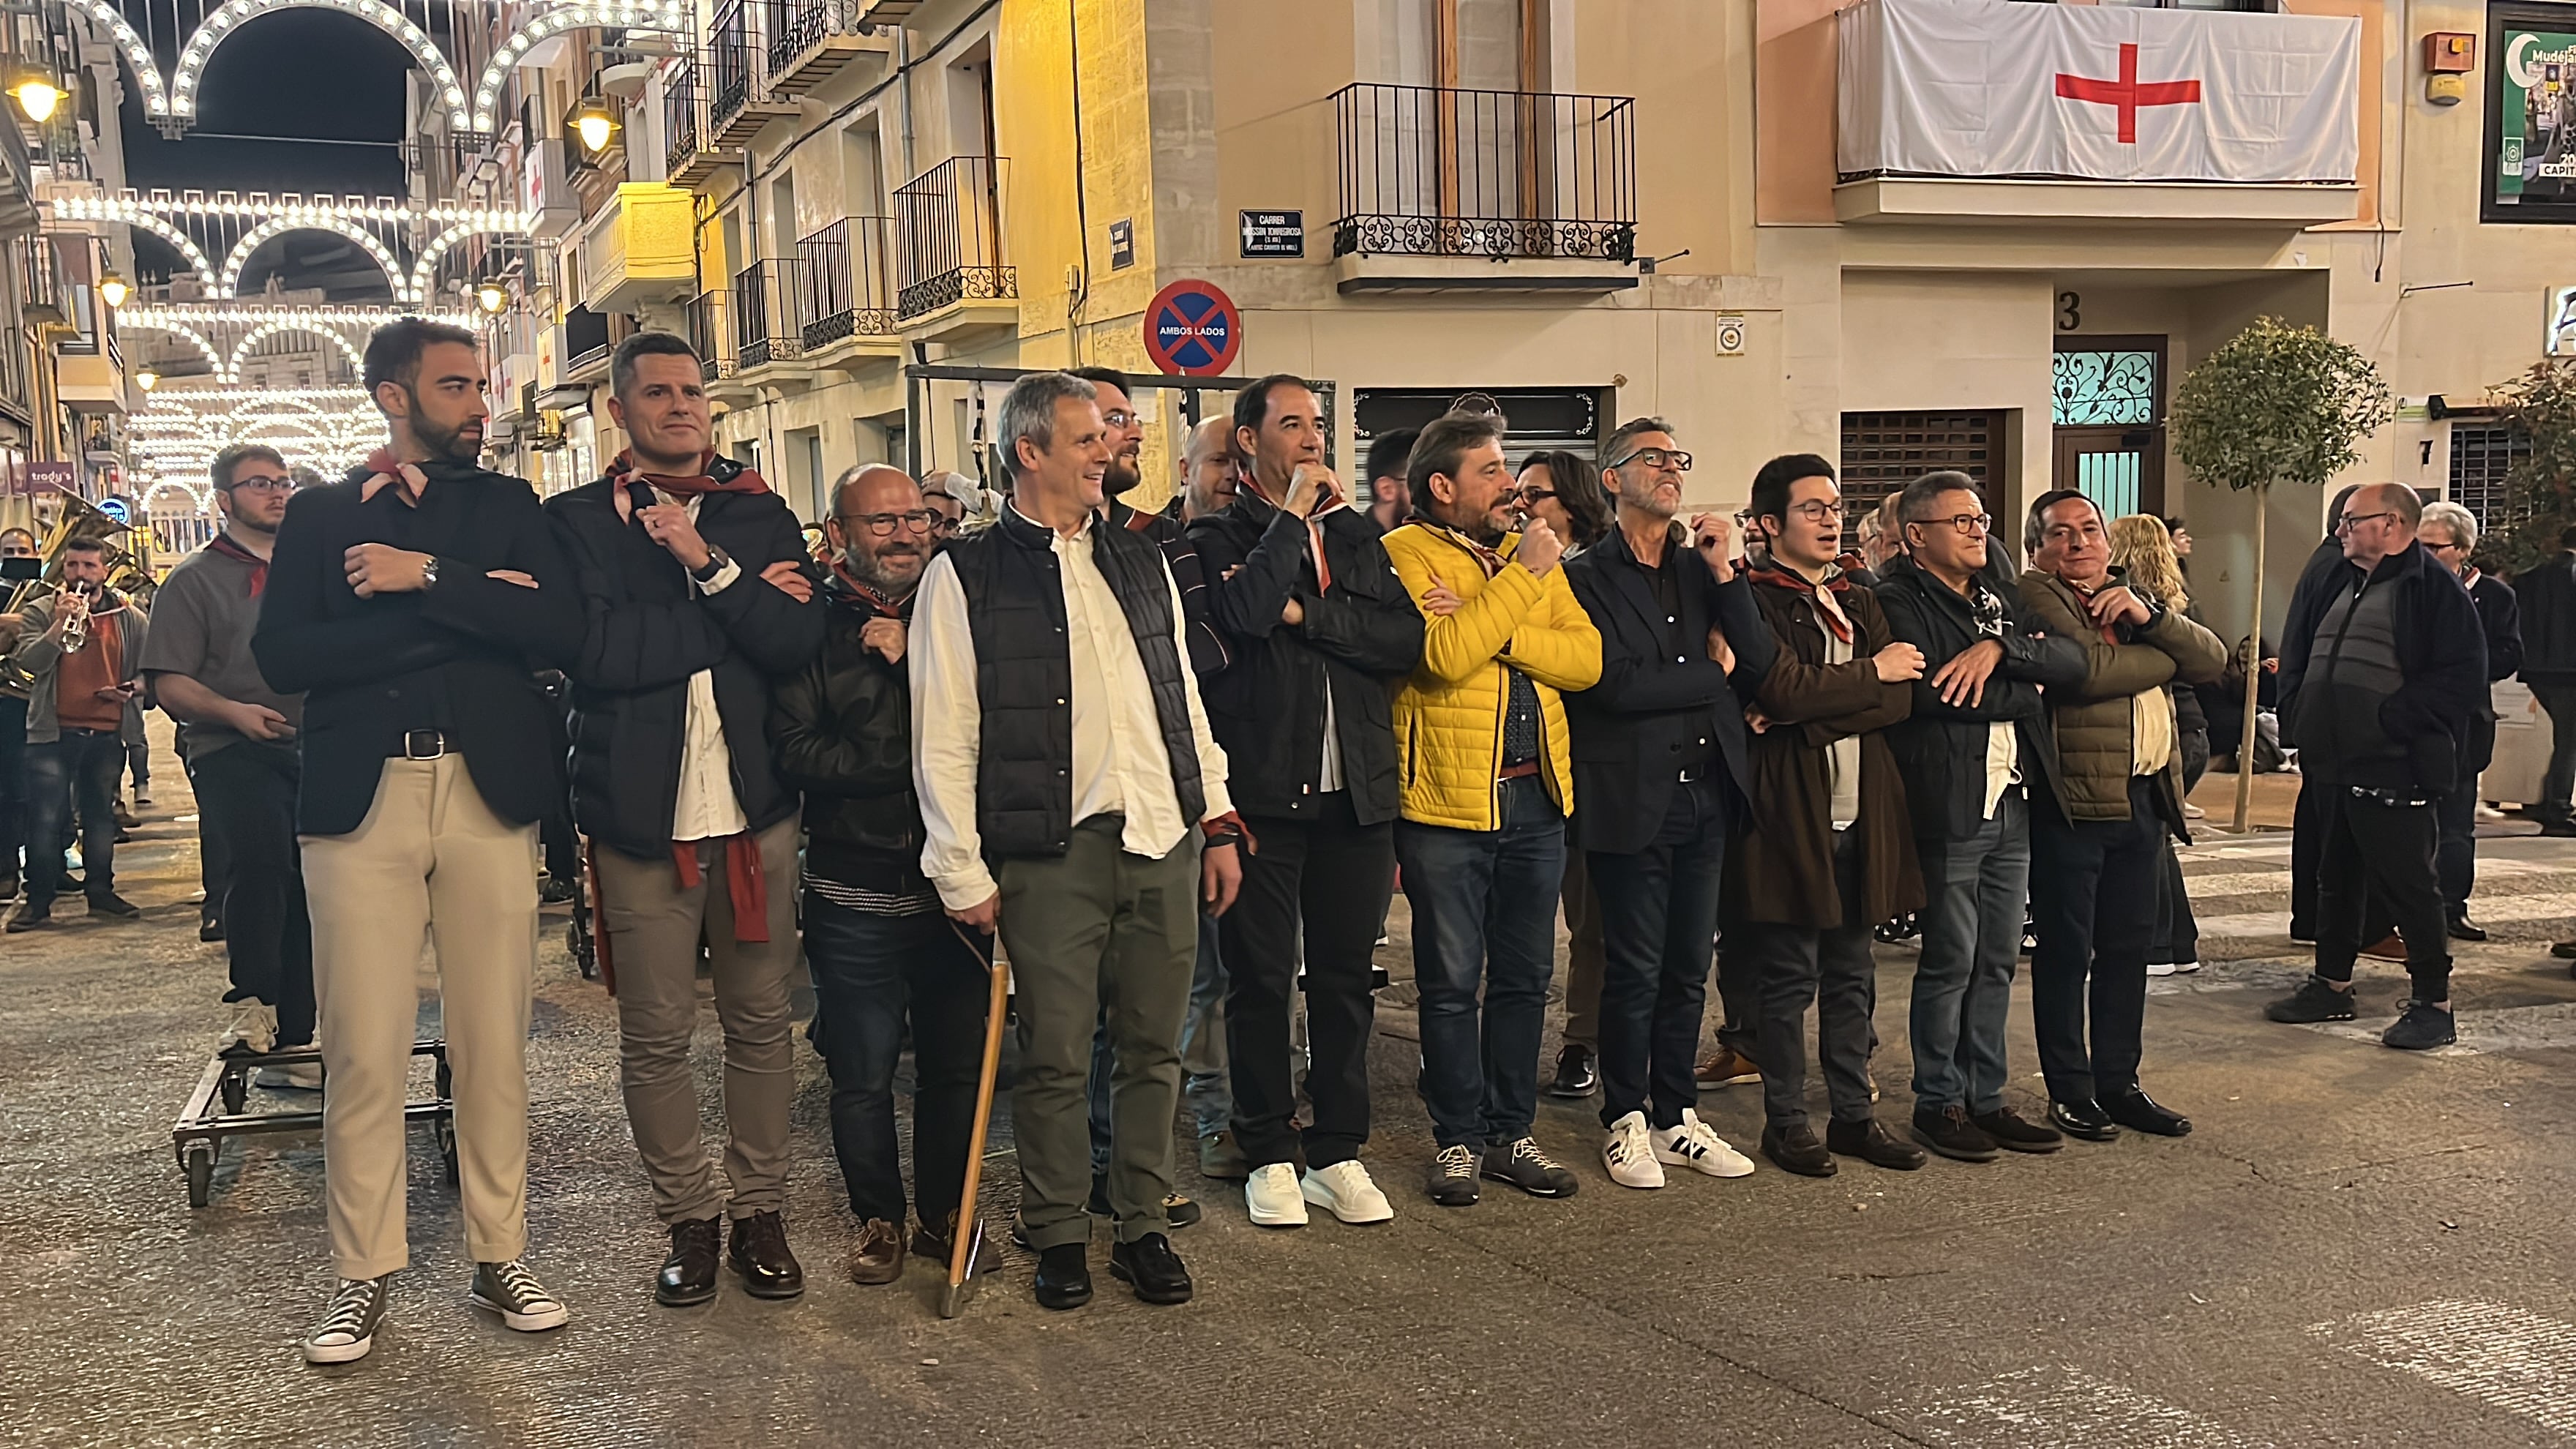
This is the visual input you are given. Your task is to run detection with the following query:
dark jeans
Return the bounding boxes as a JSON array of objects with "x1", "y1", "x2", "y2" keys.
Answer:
[
  {"x1": 2291, "y1": 774, "x2": 2324, "y2": 936},
  {"x1": 1396, "y1": 775, "x2": 1566, "y2": 1150},
  {"x1": 1744, "y1": 827, "x2": 1877, "y2": 1131},
  {"x1": 2314, "y1": 787, "x2": 2452, "y2": 1003},
  {"x1": 540, "y1": 808, "x2": 578, "y2": 886},
  {"x1": 2151, "y1": 839, "x2": 2200, "y2": 968},
  {"x1": 192, "y1": 743, "x2": 315, "y2": 1046},
  {"x1": 2437, "y1": 779, "x2": 2479, "y2": 919},
  {"x1": 2028, "y1": 779, "x2": 2163, "y2": 1106},
  {"x1": 190, "y1": 751, "x2": 233, "y2": 929},
  {"x1": 1587, "y1": 776, "x2": 1729, "y2": 1130},
  {"x1": 23, "y1": 728, "x2": 123, "y2": 909},
  {"x1": 0, "y1": 694, "x2": 24, "y2": 883},
  {"x1": 803, "y1": 891, "x2": 993, "y2": 1228},
  {"x1": 1909, "y1": 792, "x2": 2030, "y2": 1115},
  {"x1": 1222, "y1": 793, "x2": 1394, "y2": 1170},
  {"x1": 2535, "y1": 683, "x2": 2576, "y2": 820}
]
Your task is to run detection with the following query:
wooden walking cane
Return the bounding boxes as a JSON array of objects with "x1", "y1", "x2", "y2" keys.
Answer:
[{"x1": 942, "y1": 951, "x2": 1009, "y2": 1319}]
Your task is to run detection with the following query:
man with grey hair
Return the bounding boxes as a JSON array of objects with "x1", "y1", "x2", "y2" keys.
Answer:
[
  {"x1": 2267, "y1": 484, "x2": 2487, "y2": 1049},
  {"x1": 2418, "y1": 501, "x2": 2522, "y2": 937},
  {"x1": 911, "y1": 370, "x2": 1243, "y2": 1310}
]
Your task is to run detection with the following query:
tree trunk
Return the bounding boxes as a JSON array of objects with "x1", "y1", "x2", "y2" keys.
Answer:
[{"x1": 2231, "y1": 486, "x2": 2267, "y2": 832}]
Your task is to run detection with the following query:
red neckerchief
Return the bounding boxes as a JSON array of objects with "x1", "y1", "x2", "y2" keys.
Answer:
[
  {"x1": 828, "y1": 558, "x2": 913, "y2": 619},
  {"x1": 607, "y1": 449, "x2": 770, "y2": 521},
  {"x1": 2463, "y1": 565, "x2": 2483, "y2": 591},
  {"x1": 205, "y1": 533, "x2": 269, "y2": 597},
  {"x1": 1243, "y1": 468, "x2": 1348, "y2": 591},
  {"x1": 670, "y1": 836, "x2": 770, "y2": 944},
  {"x1": 2057, "y1": 572, "x2": 2124, "y2": 645},
  {"x1": 358, "y1": 447, "x2": 427, "y2": 507},
  {"x1": 1749, "y1": 558, "x2": 1854, "y2": 644}
]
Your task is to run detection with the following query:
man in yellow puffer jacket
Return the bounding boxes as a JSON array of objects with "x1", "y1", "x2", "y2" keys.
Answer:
[{"x1": 1379, "y1": 410, "x2": 1602, "y2": 1210}]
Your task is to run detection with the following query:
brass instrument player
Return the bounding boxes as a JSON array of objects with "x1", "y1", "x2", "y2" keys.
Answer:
[{"x1": 5, "y1": 532, "x2": 149, "y2": 932}]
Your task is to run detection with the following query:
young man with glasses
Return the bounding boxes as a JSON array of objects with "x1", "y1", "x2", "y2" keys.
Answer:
[
  {"x1": 141, "y1": 445, "x2": 315, "y2": 1075},
  {"x1": 2416, "y1": 502, "x2": 2521, "y2": 940},
  {"x1": 1875, "y1": 471, "x2": 2084, "y2": 1162},
  {"x1": 543, "y1": 330, "x2": 825, "y2": 1308},
  {"x1": 2266, "y1": 485, "x2": 2487, "y2": 1050}
]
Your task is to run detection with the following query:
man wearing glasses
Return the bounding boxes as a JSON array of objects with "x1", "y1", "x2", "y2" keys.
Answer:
[
  {"x1": 2415, "y1": 503, "x2": 2521, "y2": 940},
  {"x1": 544, "y1": 331, "x2": 824, "y2": 1308},
  {"x1": 141, "y1": 445, "x2": 311, "y2": 1070},
  {"x1": 1874, "y1": 471, "x2": 2084, "y2": 1162},
  {"x1": 2266, "y1": 485, "x2": 2487, "y2": 1051}
]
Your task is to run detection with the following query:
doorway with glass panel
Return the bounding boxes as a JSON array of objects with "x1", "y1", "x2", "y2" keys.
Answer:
[{"x1": 2051, "y1": 336, "x2": 2167, "y2": 522}]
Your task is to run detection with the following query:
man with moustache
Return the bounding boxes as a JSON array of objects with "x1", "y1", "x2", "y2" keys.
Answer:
[
  {"x1": 1176, "y1": 412, "x2": 1248, "y2": 1180},
  {"x1": 141, "y1": 445, "x2": 315, "y2": 1079},
  {"x1": 257, "y1": 318, "x2": 584, "y2": 1364},
  {"x1": 1188, "y1": 373, "x2": 1424, "y2": 1226},
  {"x1": 5, "y1": 533, "x2": 147, "y2": 932},
  {"x1": 1365, "y1": 427, "x2": 1417, "y2": 535},
  {"x1": 772, "y1": 463, "x2": 989, "y2": 1284},
  {"x1": 543, "y1": 331, "x2": 824, "y2": 1307}
]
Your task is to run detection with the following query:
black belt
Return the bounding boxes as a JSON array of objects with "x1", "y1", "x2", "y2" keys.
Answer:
[{"x1": 396, "y1": 729, "x2": 450, "y2": 760}]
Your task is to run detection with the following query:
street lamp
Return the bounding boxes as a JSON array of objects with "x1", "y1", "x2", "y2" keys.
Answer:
[
  {"x1": 135, "y1": 369, "x2": 158, "y2": 392},
  {"x1": 8, "y1": 67, "x2": 62, "y2": 125},
  {"x1": 99, "y1": 272, "x2": 130, "y2": 309},
  {"x1": 572, "y1": 99, "x2": 617, "y2": 155},
  {"x1": 476, "y1": 280, "x2": 509, "y2": 315}
]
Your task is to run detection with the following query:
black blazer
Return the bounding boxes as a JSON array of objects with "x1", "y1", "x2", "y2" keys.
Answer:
[
  {"x1": 544, "y1": 476, "x2": 825, "y2": 861},
  {"x1": 1561, "y1": 525, "x2": 1771, "y2": 855},
  {"x1": 253, "y1": 460, "x2": 584, "y2": 836}
]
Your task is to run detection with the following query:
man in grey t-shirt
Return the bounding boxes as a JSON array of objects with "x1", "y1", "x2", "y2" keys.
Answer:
[{"x1": 141, "y1": 444, "x2": 312, "y2": 1075}]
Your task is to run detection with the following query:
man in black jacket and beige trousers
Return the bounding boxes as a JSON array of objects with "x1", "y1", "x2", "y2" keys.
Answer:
[
  {"x1": 256, "y1": 320, "x2": 585, "y2": 1365},
  {"x1": 544, "y1": 333, "x2": 824, "y2": 1307}
]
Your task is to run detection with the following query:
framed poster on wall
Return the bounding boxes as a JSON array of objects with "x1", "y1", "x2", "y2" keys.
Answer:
[{"x1": 2485, "y1": 3, "x2": 2576, "y2": 222}]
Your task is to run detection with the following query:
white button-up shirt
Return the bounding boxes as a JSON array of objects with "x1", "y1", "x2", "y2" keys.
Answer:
[
  {"x1": 911, "y1": 506, "x2": 1233, "y2": 912},
  {"x1": 667, "y1": 493, "x2": 749, "y2": 842}
]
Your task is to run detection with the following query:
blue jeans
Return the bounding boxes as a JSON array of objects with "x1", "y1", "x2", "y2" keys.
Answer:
[
  {"x1": 1396, "y1": 776, "x2": 1567, "y2": 1150},
  {"x1": 1909, "y1": 791, "x2": 2031, "y2": 1115},
  {"x1": 1090, "y1": 913, "x2": 1229, "y2": 1175},
  {"x1": 23, "y1": 727, "x2": 123, "y2": 909},
  {"x1": 802, "y1": 891, "x2": 993, "y2": 1228},
  {"x1": 1587, "y1": 777, "x2": 1730, "y2": 1130}
]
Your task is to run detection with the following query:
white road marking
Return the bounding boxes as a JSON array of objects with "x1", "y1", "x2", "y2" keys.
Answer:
[
  {"x1": 1910, "y1": 1366, "x2": 2267, "y2": 1448},
  {"x1": 2182, "y1": 858, "x2": 2574, "y2": 901},
  {"x1": 2315, "y1": 1300, "x2": 2576, "y2": 1434},
  {"x1": 2197, "y1": 891, "x2": 2576, "y2": 942}
]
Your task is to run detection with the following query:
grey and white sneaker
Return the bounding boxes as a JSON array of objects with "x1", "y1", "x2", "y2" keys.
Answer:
[
  {"x1": 1480, "y1": 1137, "x2": 1580, "y2": 1199},
  {"x1": 1652, "y1": 1108, "x2": 1756, "y2": 1179},
  {"x1": 1426, "y1": 1145, "x2": 1481, "y2": 1208},
  {"x1": 301, "y1": 1276, "x2": 388, "y2": 1365},
  {"x1": 469, "y1": 1260, "x2": 569, "y2": 1333},
  {"x1": 221, "y1": 1000, "x2": 277, "y2": 1057}
]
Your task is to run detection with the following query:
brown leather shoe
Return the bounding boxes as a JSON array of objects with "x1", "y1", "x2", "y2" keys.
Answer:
[
  {"x1": 1693, "y1": 1045, "x2": 1761, "y2": 1087},
  {"x1": 847, "y1": 1218, "x2": 903, "y2": 1287},
  {"x1": 2360, "y1": 934, "x2": 2408, "y2": 962}
]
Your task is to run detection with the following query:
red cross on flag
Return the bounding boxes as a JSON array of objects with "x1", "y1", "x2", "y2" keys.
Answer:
[{"x1": 1839, "y1": 0, "x2": 2359, "y2": 184}]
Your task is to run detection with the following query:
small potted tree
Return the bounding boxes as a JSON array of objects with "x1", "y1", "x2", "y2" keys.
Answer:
[
  {"x1": 2479, "y1": 359, "x2": 2576, "y2": 578},
  {"x1": 2170, "y1": 316, "x2": 2392, "y2": 831}
]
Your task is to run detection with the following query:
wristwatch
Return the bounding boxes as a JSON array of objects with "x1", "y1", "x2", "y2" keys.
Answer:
[
  {"x1": 419, "y1": 556, "x2": 441, "y2": 591},
  {"x1": 690, "y1": 545, "x2": 731, "y2": 585}
]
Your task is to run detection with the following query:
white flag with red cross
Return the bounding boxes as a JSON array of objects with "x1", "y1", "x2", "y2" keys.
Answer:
[{"x1": 1838, "y1": 0, "x2": 2360, "y2": 184}]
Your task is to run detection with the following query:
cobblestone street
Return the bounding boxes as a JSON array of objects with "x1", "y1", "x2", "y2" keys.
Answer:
[{"x1": 10, "y1": 731, "x2": 2576, "y2": 1447}]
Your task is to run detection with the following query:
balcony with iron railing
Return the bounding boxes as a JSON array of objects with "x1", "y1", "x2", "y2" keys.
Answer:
[
  {"x1": 794, "y1": 215, "x2": 900, "y2": 364},
  {"x1": 688, "y1": 287, "x2": 741, "y2": 382},
  {"x1": 664, "y1": 56, "x2": 714, "y2": 184},
  {"x1": 894, "y1": 155, "x2": 1016, "y2": 334},
  {"x1": 708, "y1": 2, "x2": 798, "y2": 148},
  {"x1": 1330, "y1": 82, "x2": 1638, "y2": 293},
  {"x1": 763, "y1": 0, "x2": 873, "y2": 94},
  {"x1": 733, "y1": 258, "x2": 809, "y2": 375}
]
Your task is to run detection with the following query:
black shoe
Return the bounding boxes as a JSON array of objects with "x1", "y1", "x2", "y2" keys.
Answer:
[
  {"x1": 727, "y1": 1210, "x2": 805, "y2": 1299},
  {"x1": 2555, "y1": 940, "x2": 2576, "y2": 961},
  {"x1": 2447, "y1": 915, "x2": 2488, "y2": 943},
  {"x1": 1760, "y1": 1122, "x2": 1836, "y2": 1177},
  {"x1": 1911, "y1": 1105, "x2": 1999, "y2": 1163},
  {"x1": 1546, "y1": 1043, "x2": 1599, "y2": 1098},
  {"x1": 1033, "y1": 1243, "x2": 1093, "y2": 1311},
  {"x1": 1972, "y1": 1107, "x2": 2064, "y2": 1154},
  {"x1": 538, "y1": 877, "x2": 577, "y2": 906},
  {"x1": 1426, "y1": 1145, "x2": 1481, "y2": 1207},
  {"x1": 2288, "y1": 921, "x2": 2318, "y2": 946},
  {"x1": 86, "y1": 891, "x2": 140, "y2": 919},
  {"x1": 2103, "y1": 1087, "x2": 2191, "y2": 1137},
  {"x1": 656, "y1": 1216, "x2": 721, "y2": 1306},
  {"x1": 1479, "y1": 1137, "x2": 1579, "y2": 1198},
  {"x1": 1162, "y1": 1193, "x2": 1201, "y2": 1230},
  {"x1": 2048, "y1": 1099, "x2": 2121, "y2": 1142},
  {"x1": 4, "y1": 900, "x2": 49, "y2": 933},
  {"x1": 1107, "y1": 1232, "x2": 1194, "y2": 1306},
  {"x1": 1085, "y1": 1172, "x2": 1112, "y2": 1216},
  {"x1": 198, "y1": 916, "x2": 225, "y2": 943},
  {"x1": 2542, "y1": 820, "x2": 2576, "y2": 839},
  {"x1": 1827, "y1": 1117, "x2": 1927, "y2": 1171},
  {"x1": 2266, "y1": 976, "x2": 2357, "y2": 1024},
  {"x1": 2383, "y1": 1000, "x2": 2457, "y2": 1051}
]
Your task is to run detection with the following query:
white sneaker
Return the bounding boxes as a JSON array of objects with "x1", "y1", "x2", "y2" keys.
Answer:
[
  {"x1": 1300, "y1": 1159, "x2": 1395, "y2": 1224},
  {"x1": 261, "y1": 1056, "x2": 323, "y2": 1090},
  {"x1": 2147, "y1": 962, "x2": 2177, "y2": 978},
  {"x1": 1244, "y1": 1162, "x2": 1309, "y2": 1227},
  {"x1": 1653, "y1": 1108, "x2": 1756, "y2": 1179},
  {"x1": 1602, "y1": 1111, "x2": 1666, "y2": 1189},
  {"x1": 2170, "y1": 959, "x2": 2201, "y2": 975},
  {"x1": 220, "y1": 1000, "x2": 277, "y2": 1057}
]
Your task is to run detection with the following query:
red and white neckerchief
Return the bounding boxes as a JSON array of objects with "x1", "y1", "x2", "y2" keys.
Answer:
[
  {"x1": 828, "y1": 558, "x2": 913, "y2": 620},
  {"x1": 205, "y1": 533, "x2": 269, "y2": 597},
  {"x1": 605, "y1": 449, "x2": 771, "y2": 523},
  {"x1": 1409, "y1": 516, "x2": 1512, "y2": 582},
  {"x1": 357, "y1": 447, "x2": 429, "y2": 507},
  {"x1": 2463, "y1": 565, "x2": 2483, "y2": 591},
  {"x1": 1243, "y1": 468, "x2": 1349, "y2": 591},
  {"x1": 1749, "y1": 558, "x2": 1855, "y2": 644}
]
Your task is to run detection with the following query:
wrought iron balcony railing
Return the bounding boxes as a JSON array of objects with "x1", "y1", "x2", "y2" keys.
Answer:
[
  {"x1": 664, "y1": 56, "x2": 703, "y2": 177},
  {"x1": 1331, "y1": 82, "x2": 1636, "y2": 261},
  {"x1": 894, "y1": 154, "x2": 1014, "y2": 320},
  {"x1": 765, "y1": 0, "x2": 848, "y2": 75},
  {"x1": 795, "y1": 215, "x2": 898, "y2": 348},
  {"x1": 711, "y1": 0, "x2": 756, "y2": 131},
  {"x1": 687, "y1": 288, "x2": 738, "y2": 378},
  {"x1": 733, "y1": 259, "x2": 806, "y2": 369}
]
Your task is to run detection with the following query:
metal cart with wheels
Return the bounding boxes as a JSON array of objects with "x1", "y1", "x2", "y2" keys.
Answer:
[{"x1": 171, "y1": 1039, "x2": 457, "y2": 1209}]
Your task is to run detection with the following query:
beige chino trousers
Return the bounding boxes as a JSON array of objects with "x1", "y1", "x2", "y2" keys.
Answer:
[{"x1": 303, "y1": 755, "x2": 540, "y2": 1281}]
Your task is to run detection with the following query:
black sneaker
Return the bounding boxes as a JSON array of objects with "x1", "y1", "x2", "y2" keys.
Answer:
[
  {"x1": 2383, "y1": 1000, "x2": 2457, "y2": 1051},
  {"x1": 1826, "y1": 1117, "x2": 1927, "y2": 1171},
  {"x1": 1480, "y1": 1137, "x2": 1579, "y2": 1198},
  {"x1": 198, "y1": 915, "x2": 225, "y2": 943},
  {"x1": 1426, "y1": 1145, "x2": 1482, "y2": 1207},
  {"x1": 86, "y1": 891, "x2": 141, "y2": 919},
  {"x1": 1546, "y1": 1044, "x2": 1599, "y2": 1098},
  {"x1": 1972, "y1": 1106, "x2": 2064, "y2": 1154},
  {"x1": 4, "y1": 900, "x2": 49, "y2": 933},
  {"x1": 2266, "y1": 976, "x2": 2357, "y2": 1024},
  {"x1": 539, "y1": 877, "x2": 578, "y2": 906},
  {"x1": 469, "y1": 1259, "x2": 570, "y2": 1332},
  {"x1": 1911, "y1": 1104, "x2": 1999, "y2": 1163},
  {"x1": 301, "y1": 1276, "x2": 389, "y2": 1365}
]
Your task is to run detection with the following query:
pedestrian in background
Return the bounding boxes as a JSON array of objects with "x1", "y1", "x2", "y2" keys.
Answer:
[
  {"x1": 5, "y1": 535, "x2": 146, "y2": 932},
  {"x1": 2110, "y1": 514, "x2": 2208, "y2": 976},
  {"x1": 2417, "y1": 501, "x2": 2520, "y2": 940},
  {"x1": 0, "y1": 525, "x2": 41, "y2": 904},
  {"x1": 2512, "y1": 523, "x2": 2576, "y2": 838}
]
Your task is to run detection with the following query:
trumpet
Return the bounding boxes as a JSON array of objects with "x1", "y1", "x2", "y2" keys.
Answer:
[{"x1": 58, "y1": 582, "x2": 92, "y2": 654}]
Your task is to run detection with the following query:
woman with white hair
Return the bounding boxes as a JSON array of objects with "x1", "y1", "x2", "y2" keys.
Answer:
[{"x1": 2417, "y1": 501, "x2": 2523, "y2": 939}]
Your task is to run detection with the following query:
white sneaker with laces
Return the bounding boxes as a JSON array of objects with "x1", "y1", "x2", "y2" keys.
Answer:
[
  {"x1": 220, "y1": 1000, "x2": 277, "y2": 1057},
  {"x1": 1300, "y1": 1159, "x2": 1395, "y2": 1224},
  {"x1": 1602, "y1": 1111, "x2": 1666, "y2": 1189},
  {"x1": 1244, "y1": 1162, "x2": 1309, "y2": 1228},
  {"x1": 1653, "y1": 1108, "x2": 1756, "y2": 1179}
]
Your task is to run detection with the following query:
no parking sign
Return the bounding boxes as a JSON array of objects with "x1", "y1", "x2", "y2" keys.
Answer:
[{"x1": 1142, "y1": 279, "x2": 1242, "y2": 377}]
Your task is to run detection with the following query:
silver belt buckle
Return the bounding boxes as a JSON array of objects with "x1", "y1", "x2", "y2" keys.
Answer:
[{"x1": 402, "y1": 729, "x2": 446, "y2": 760}]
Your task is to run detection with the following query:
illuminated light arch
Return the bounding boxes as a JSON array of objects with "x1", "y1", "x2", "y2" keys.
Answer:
[
  {"x1": 122, "y1": 321, "x2": 231, "y2": 382},
  {"x1": 468, "y1": 1, "x2": 688, "y2": 132},
  {"x1": 221, "y1": 220, "x2": 408, "y2": 301},
  {"x1": 225, "y1": 321, "x2": 368, "y2": 380},
  {"x1": 114, "y1": 213, "x2": 220, "y2": 291},
  {"x1": 71, "y1": 0, "x2": 171, "y2": 117},
  {"x1": 407, "y1": 221, "x2": 530, "y2": 301},
  {"x1": 142, "y1": 480, "x2": 212, "y2": 517},
  {"x1": 169, "y1": 0, "x2": 469, "y2": 127}
]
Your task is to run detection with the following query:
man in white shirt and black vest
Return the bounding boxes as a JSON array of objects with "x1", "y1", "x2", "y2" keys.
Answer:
[{"x1": 911, "y1": 370, "x2": 1243, "y2": 1311}]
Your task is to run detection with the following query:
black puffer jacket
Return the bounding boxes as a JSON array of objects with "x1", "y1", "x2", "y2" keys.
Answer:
[
  {"x1": 768, "y1": 569, "x2": 926, "y2": 891},
  {"x1": 544, "y1": 468, "x2": 825, "y2": 861},
  {"x1": 1872, "y1": 554, "x2": 2085, "y2": 840}
]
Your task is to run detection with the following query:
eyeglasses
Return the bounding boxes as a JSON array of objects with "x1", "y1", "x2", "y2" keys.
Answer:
[
  {"x1": 926, "y1": 513, "x2": 961, "y2": 536},
  {"x1": 225, "y1": 474, "x2": 296, "y2": 494},
  {"x1": 842, "y1": 509, "x2": 936, "y2": 536},
  {"x1": 1606, "y1": 446, "x2": 1692, "y2": 473},
  {"x1": 2426, "y1": 538, "x2": 2467, "y2": 553},
  {"x1": 1100, "y1": 409, "x2": 1137, "y2": 430},
  {"x1": 1786, "y1": 499, "x2": 1843, "y2": 522},
  {"x1": 2334, "y1": 511, "x2": 2399, "y2": 533},
  {"x1": 1517, "y1": 486, "x2": 1560, "y2": 504},
  {"x1": 1912, "y1": 513, "x2": 1993, "y2": 536}
]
